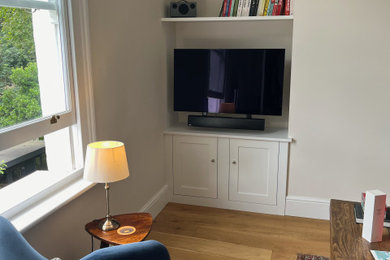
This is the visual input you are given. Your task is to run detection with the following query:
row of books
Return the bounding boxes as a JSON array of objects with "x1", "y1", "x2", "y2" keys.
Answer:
[{"x1": 219, "y1": 0, "x2": 292, "y2": 17}]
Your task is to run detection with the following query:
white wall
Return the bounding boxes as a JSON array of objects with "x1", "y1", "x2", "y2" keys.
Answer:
[
  {"x1": 22, "y1": 0, "x2": 169, "y2": 259},
  {"x1": 87, "y1": 0, "x2": 168, "y2": 212},
  {"x1": 288, "y1": 0, "x2": 390, "y2": 205}
]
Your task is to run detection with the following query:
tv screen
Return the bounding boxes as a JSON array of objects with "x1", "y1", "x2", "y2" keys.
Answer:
[{"x1": 174, "y1": 49, "x2": 285, "y2": 116}]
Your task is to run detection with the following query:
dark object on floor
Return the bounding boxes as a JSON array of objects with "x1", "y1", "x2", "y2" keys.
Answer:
[{"x1": 297, "y1": 253, "x2": 330, "y2": 260}]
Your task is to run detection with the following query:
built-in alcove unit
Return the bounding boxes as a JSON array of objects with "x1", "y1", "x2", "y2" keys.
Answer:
[{"x1": 162, "y1": 0, "x2": 293, "y2": 215}]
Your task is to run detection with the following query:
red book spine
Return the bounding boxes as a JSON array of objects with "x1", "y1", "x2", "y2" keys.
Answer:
[
  {"x1": 228, "y1": 0, "x2": 233, "y2": 16},
  {"x1": 272, "y1": 3, "x2": 277, "y2": 15},
  {"x1": 284, "y1": 0, "x2": 290, "y2": 15},
  {"x1": 222, "y1": 0, "x2": 228, "y2": 16},
  {"x1": 276, "y1": 0, "x2": 283, "y2": 15}
]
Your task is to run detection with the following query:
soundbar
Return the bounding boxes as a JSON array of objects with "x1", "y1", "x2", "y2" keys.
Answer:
[{"x1": 188, "y1": 115, "x2": 265, "y2": 131}]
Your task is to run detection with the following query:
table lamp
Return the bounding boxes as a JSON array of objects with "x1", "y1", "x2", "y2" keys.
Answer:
[{"x1": 83, "y1": 141, "x2": 130, "y2": 231}]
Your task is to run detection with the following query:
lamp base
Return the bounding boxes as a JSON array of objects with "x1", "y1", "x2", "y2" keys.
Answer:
[{"x1": 99, "y1": 217, "x2": 120, "y2": 231}]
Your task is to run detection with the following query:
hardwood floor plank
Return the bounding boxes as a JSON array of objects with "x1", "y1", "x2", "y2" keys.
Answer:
[
  {"x1": 149, "y1": 231, "x2": 272, "y2": 260},
  {"x1": 147, "y1": 203, "x2": 330, "y2": 259},
  {"x1": 166, "y1": 247, "x2": 246, "y2": 260}
]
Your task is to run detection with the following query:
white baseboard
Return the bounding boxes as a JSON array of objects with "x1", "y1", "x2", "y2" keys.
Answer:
[
  {"x1": 139, "y1": 184, "x2": 169, "y2": 219},
  {"x1": 285, "y1": 196, "x2": 330, "y2": 220},
  {"x1": 139, "y1": 187, "x2": 331, "y2": 221}
]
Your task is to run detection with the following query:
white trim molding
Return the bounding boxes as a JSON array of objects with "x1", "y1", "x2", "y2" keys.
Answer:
[
  {"x1": 13, "y1": 177, "x2": 95, "y2": 232},
  {"x1": 285, "y1": 195, "x2": 330, "y2": 220},
  {"x1": 70, "y1": 0, "x2": 96, "y2": 145},
  {"x1": 139, "y1": 185, "x2": 170, "y2": 219}
]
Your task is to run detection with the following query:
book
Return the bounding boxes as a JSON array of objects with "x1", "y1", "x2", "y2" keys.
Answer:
[
  {"x1": 232, "y1": 0, "x2": 240, "y2": 16},
  {"x1": 249, "y1": 0, "x2": 254, "y2": 16},
  {"x1": 354, "y1": 202, "x2": 390, "y2": 228},
  {"x1": 290, "y1": 0, "x2": 294, "y2": 15},
  {"x1": 249, "y1": 0, "x2": 259, "y2": 16},
  {"x1": 370, "y1": 250, "x2": 390, "y2": 260},
  {"x1": 226, "y1": 0, "x2": 232, "y2": 16},
  {"x1": 284, "y1": 0, "x2": 290, "y2": 15},
  {"x1": 271, "y1": 0, "x2": 279, "y2": 15},
  {"x1": 245, "y1": 0, "x2": 252, "y2": 16},
  {"x1": 263, "y1": 0, "x2": 270, "y2": 15},
  {"x1": 242, "y1": 0, "x2": 251, "y2": 16},
  {"x1": 240, "y1": 0, "x2": 246, "y2": 16},
  {"x1": 220, "y1": 0, "x2": 228, "y2": 16},
  {"x1": 237, "y1": 0, "x2": 244, "y2": 16},
  {"x1": 257, "y1": 0, "x2": 266, "y2": 16},
  {"x1": 275, "y1": 0, "x2": 283, "y2": 15},
  {"x1": 267, "y1": 0, "x2": 276, "y2": 15},
  {"x1": 228, "y1": 0, "x2": 235, "y2": 16}
]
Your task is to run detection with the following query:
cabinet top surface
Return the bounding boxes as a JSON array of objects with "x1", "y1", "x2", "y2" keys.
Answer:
[{"x1": 164, "y1": 124, "x2": 292, "y2": 142}]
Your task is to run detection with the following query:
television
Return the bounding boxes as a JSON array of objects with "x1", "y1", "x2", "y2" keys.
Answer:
[{"x1": 174, "y1": 49, "x2": 285, "y2": 116}]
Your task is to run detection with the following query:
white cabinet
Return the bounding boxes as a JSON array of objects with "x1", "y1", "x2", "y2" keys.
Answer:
[
  {"x1": 173, "y1": 136, "x2": 217, "y2": 198},
  {"x1": 229, "y1": 139, "x2": 278, "y2": 205},
  {"x1": 165, "y1": 126, "x2": 291, "y2": 215}
]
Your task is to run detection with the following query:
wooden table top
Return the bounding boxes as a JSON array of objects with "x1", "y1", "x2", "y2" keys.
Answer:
[
  {"x1": 85, "y1": 213, "x2": 152, "y2": 246},
  {"x1": 330, "y1": 199, "x2": 390, "y2": 260}
]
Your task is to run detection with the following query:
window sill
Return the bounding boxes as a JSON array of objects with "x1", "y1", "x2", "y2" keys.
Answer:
[{"x1": 5, "y1": 174, "x2": 95, "y2": 232}]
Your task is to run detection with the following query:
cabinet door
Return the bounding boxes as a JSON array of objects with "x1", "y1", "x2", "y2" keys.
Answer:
[
  {"x1": 229, "y1": 139, "x2": 278, "y2": 205},
  {"x1": 173, "y1": 136, "x2": 217, "y2": 198}
]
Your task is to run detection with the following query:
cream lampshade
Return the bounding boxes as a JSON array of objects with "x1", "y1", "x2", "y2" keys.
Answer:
[{"x1": 83, "y1": 141, "x2": 129, "y2": 231}]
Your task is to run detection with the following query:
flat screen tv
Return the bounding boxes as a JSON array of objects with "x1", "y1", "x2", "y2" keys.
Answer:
[{"x1": 174, "y1": 49, "x2": 285, "y2": 116}]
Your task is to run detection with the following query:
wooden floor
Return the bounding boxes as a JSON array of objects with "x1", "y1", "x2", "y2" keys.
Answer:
[{"x1": 146, "y1": 203, "x2": 330, "y2": 260}]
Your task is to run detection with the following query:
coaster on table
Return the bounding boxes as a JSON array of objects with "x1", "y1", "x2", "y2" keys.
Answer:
[{"x1": 117, "y1": 226, "x2": 136, "y2": 235}]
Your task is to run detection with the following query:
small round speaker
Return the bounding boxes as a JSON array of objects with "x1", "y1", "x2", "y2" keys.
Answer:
[
  {"x1": 178, "y1": 3, "x2": 189, "y2": 15},
  {"x1": 170, "y1": 1, "x2": 197, "y2": 17}
]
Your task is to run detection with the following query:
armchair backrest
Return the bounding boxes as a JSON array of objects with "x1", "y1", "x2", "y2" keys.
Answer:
[{"x1": 0, "y1": 216, "x2": 47, "y2": 260}]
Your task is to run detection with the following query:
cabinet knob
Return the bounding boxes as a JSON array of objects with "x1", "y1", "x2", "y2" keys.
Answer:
[
  {"x1": 211, "y1": 159, "x2": 215, "y2": 163},
  {"x1": 232, "y1": 161, "x2": 237, "y2": 164}
]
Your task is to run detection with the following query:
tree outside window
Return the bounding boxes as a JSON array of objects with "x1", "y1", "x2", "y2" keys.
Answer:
[{"x1": 0, "y1": 7, "x2": 42, "y2": 128}]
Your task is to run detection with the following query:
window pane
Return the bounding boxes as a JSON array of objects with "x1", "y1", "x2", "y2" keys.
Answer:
[
  {"x1": 0, "y1": 6, "x2": 70, "y2": 131},
  {"x1": 0, "y1": 125, "x2": 76, "y2": 189},
  {"x1": 0, "y1": 139, "x2": 46, "y2": 189}
]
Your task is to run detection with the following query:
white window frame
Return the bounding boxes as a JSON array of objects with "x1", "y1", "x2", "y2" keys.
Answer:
[
  {"x1": 0, "y1": 0, "x2": 96, "y2": 232},
  {"x1": 0, "y1": 0, "x2": 75, "y2": 151}
]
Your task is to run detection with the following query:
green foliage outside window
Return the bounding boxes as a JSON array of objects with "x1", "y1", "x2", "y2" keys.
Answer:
[
  {"x1": 0, "y1": 7, "x2": 41, "y2": 128},
  {"x1": 0, "y1": 160, "x2": 6, "y2": 174}
]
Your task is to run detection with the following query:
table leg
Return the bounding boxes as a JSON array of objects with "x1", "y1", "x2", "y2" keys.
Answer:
[{"x1": 100, "y1": 241, "x2": 109, "y2": 248}]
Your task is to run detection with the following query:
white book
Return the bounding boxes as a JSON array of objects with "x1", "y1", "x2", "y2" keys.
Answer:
[
  {"x1": 362, "y1": 190, "x2": 386, "y2": 242},
  {"x1": 243, "y1": 0, "x2": 251, "y2": 16},
  {"x1": 237, "y1": 0, "x2": 245, "y2": 16},
  {"x1": 290, "y1": 0, "x2": 294, "y2": 15}
]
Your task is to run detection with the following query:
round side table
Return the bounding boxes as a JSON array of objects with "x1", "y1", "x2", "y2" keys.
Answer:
[{"x1": 85, "y1": 213, "x2": 152, "y2": 249}]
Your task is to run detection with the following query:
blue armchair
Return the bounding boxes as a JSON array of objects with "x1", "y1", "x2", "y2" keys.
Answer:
[{"x1": 0, "y1": 216, "x2": 170, "y2": 260}]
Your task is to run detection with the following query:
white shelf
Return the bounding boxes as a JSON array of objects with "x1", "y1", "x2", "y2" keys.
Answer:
[
  {"x1": 161, "y1": 16, "x2": 293, "y2": 23},
  {"x1": 164, "y1": 124, "x2": 292, "y2": 143}
]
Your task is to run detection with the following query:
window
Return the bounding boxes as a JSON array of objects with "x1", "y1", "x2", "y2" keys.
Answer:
[{"x1": 0, "y1": 0, "x2": 93, "y2": 220}]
